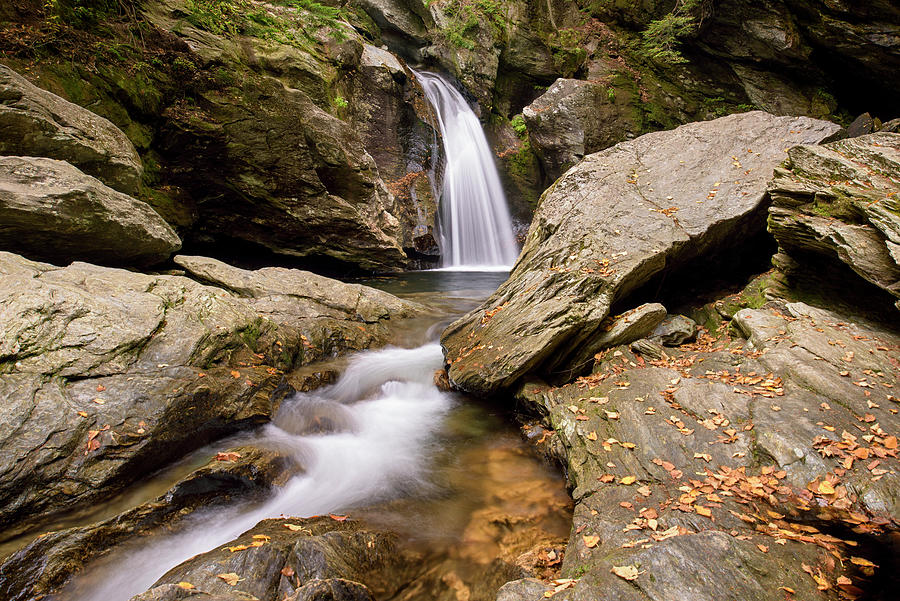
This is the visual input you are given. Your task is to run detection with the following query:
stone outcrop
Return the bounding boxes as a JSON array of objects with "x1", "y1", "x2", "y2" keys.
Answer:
[
  {"x1": 504, "y1": 298, "x2": 900, "y2": 600},
  {"x1": 0, "y1": 446, "x2": 297, "y2": 601},
  {"x1": 0, "y1": 156, "x2": 181, "y2": 267},
  {"x1": 0, "y1": 252, "x2": 418, "y2": 535},
  {"x1": 0, "y1": 64, "x2": 144, "y2": 195},
  {"x1": 767, "y1": 132, "x2": 900, "y2": 309},
  {"x1": 441, "y1": 112, "x2": 839, "y2": 396},
  {"x1": 522, "y1": 79, "x2": 640, "y2": 182}
]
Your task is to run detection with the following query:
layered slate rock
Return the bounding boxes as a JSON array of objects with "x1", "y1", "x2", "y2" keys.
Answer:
[
  {"x1": 0, "y1": 156, "x2": 181, "y2": 267},
  {"x1": 0, "y1": 252, "x2": 417, "y2": 535},
  {"x1": 0, "y1": 64, "x2": 143, "y2": 195},
  {"x1": 767, "y1": 132, "x2": 900, "y2": 310},
  {"x1": 504, "y1": 299, "x2": 900, "y2": 600},
  {"x1": 441, "y1": 112, "x2": 839, "y2": 396},
  {"x1": 0, "y1": 447, "x2": 297, "y2": 601}
]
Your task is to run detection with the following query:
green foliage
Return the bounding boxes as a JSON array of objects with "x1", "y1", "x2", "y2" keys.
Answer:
[
  {"x1": 332, "y1": 94, "x2": 348, "y2": 109},
  {"x1": 44, "y1": 0, "x2": 135, "y2": 27},
  {"x1": 639, "y1": 0, "x2": 702, "y2": 64},
  {"x1": 438, "y1": 0, "x2": 508, "y2": 50},
  {"x1": 510, "y1": 114, "x2": 527, "y2": 138},
  {"x1": 548, "y1": 28, "x2": 588, "y2": 76},
  {"x1": 183, "y1": 0, "x2": 347, "y2": 48}
]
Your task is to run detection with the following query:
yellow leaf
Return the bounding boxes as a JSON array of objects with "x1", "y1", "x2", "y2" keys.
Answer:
[
  {"x1": 611, "y1": 565, "x2": 640, "y2": 581},
  {"x1": 818, "y1": 480, "x2": 835, "y2": 495},
  {"x1": 587, "y1": 431, "x2": 598, "y2": 441},
  {"x1": 227, "y1": 544, "x2": 249, "y2": 552},
  {"x1": 217, "y1": 573, "x2": 242, "y2": 586},
  {"x1": 283, "y1": 523, "x2": 307, "y2": 532},
  {"x1": 620, "y1": 476, "x2": 637, "y2": 485},
  {"x1": 695, "y1": 506, "x2": 712, "y2": 517},
  {"x1": 850, "y1": 556, "x2": 877, "y2": 568},
  {"x1": 582, "y1": 534, "x2": 600, "y2": 548},
  {"x1": 252, "y1": 534, "x2": 270, "y2": 541},
  {"x1": 176, "y1": 582, "x2": 195, "y2": 590}
]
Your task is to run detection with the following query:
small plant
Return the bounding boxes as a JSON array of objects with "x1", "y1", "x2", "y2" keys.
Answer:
[
  {"x1": 606, "y1": 87, "x2": 616, "y2": 103},
  {"x1": 333, "y1": 95, "x2": 348, "y2": 109},
  {"x1": 510, "y1": 114, "x2": 527, "y2": 138},
  {"x1": 639, "y1": 0, "x2": 705, "y2": 64}
]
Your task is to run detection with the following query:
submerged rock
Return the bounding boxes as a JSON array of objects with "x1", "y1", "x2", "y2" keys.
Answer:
[
  {"x1": 441, "y1": 111, "x2": 839, "y2": 395},
  {"x1": 0, "y1": 156, "x2": 180, "y2": 267},
  {"x1": 0, "y1": 64, "x2": 143, "y2": 195},
  {"x1": 767, "y1": 132, "x2": 900, "y2": 309}
]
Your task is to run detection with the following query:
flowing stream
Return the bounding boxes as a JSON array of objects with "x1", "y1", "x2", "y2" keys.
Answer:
[
  {"x1": 415, "y1": 71, "x2": 519, "y2": 268},
  {"x1": 56, "y1": 271, "x2": 571, "y2": 601}
]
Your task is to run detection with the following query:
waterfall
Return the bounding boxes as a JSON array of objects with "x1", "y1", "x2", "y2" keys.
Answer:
[{"x1": 414, "y1": 71, "x2": 519, "y2": 269}]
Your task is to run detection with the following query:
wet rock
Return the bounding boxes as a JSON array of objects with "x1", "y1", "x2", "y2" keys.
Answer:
[
  {"x1": 767, "y1": 132, "x2": 900, "y2": 310},
  {"x1": 442, "y1": 112, "x2": 839, "y2": 396},
  {"x1": 146, "y1": 517, "x2": 416, "y2": 601},
  {"x1": 0, "y1": 252, "x2": 415, "y2": 535},
  {"x1": 0, "y1": 447, "x2": 296, "y2": 601},
  {"x1": 0, "y1": 156, "x2": 180, "y2": 267},
  {"x1": 287, "y1": 579, "x2": 374, "y2": 601},
  {"x1": 651, "y1": 315, "x2": 698, "y2": 346},
  {"x1": 0, "y1": 64, "x2": 143, "y2": 194}
]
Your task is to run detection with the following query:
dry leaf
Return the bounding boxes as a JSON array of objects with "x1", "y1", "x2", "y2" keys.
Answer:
[
  {"x1": 227, "y1": 545, "x2": 249, "y2": 552},
  {"x1": 217, "y1": 573, "x2": 242, "y2": 586},
  {"x1": 176, "y1": 582, "x2": 195, "y2": 590},
  {"x1": 283, "y1": 523, "x2": 307, "y2": 532},
  {"x1": 329, "y1": 514, "x2": 349, "y2": 522},
  {"x1": 281, "y1": 566, "x2": 295, "y2": 578},
  {"x1": 818, "y1": 480, "x2": 835, "y2": 495},
  {"x1": 230, "y1": 370, "x2": 241, "y2": 379},
  {"x1": 849, "y1": 556, "x2": 877, "y2": 568},
  {"x1": 620, "y1": 476, "x2": 636, "y2": 485},
  {"x1": 215, "y1": 452, "x2": 242, "y2": 462},
  {"x1": 695, "y1": 506, "x2": 712, "y2": 517},
  {"x1": 611, "y1": 565, "x2": 640, "y2": 581},
  {"x1": 582, "y1": 534, "x2": 600, "y2": 548}
]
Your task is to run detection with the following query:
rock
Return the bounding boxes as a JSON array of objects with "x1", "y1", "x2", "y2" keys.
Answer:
[
  {"x1": 513, "y1": 295, "x2": 900, "y2": 601},
  {"x1": 522, "y1": 78, "x2": 640, "y2": 182},
  {"x1": 287, "y1": 579, "x2": 374, "y2": 601},
  {"x1": 628, "y1": 338, "x2": 665, "y2": 360},
  {"x1": 823, "y1": 112, "x2": 877, "y2": 143},
  {"x1": 767, "y1": 133, "x2": 900, "y2": 309},
  {"x1": 172, "y1": 255, "x2": 425, "y2": 360},
  {"x1": 145, "y1": 517, "x2": 415, "y2": 601},
  {"x1": 442, "y1": 112, "x2": 840, "y2": 396},
  {"x1": 651, "y1": 315, "x2": 697, "y2": 346},
  {"x1": 0, "y1": 64, "x2": 143, "y2": 194},
  {"x1": 0, "y1": 156, "x2": 180, "y2": 267},
  {"x1": 496, "y1": 577, "x2": 549, "y2": 601},
  {"x1": 0, "y1": 446, "x2": 296, "y2": 601},
  {"x1": 0, "y1": 252, "x2": 416, "y2": 535}
]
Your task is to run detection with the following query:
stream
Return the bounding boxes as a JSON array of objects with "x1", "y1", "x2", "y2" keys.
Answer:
[{"x1": 51, "y1": 270, "x2": 572, "y2": 600}]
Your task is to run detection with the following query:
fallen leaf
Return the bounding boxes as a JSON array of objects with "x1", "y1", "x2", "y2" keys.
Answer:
[
  {"x1": 884, "y1": 435, "x2": 897, "y2": 449},
  {"x1": 77, "y1": 411, "x2": 88, "y2": 417},
  {"x1": 696, "y1": 506, "x2": 712, "y2": 517},
  {"x1": 92, "y1": 398, "x2": 105, "y2": 405},
  {"x1": 230, "y1": 370, "x2": 241, "y2": 379},
  {"x1": 96, "y1": 384, "x2": 106, "y2": 392},
  {"x1": 281, "y1": 566, "x2": 294, "y2": 578},
  {"x1": 849, "y1": 556, "x2": 877, "y2": 568},
  {"x1": 620, "y1": 476, "x2": 637, "y2": 485},
  {"x1": 611, "y1": 565, "x2": 640, "y2": 581},
  {"x1": 176, "y1": 582, "x2": 195, "y2": 590},
  {"x1": 329, "y1": 514, "x2": 349, "y2": 522},
  {"x1": 582, "y1": 534, "x2": 600, "y2": 548},
  {"x1": 215, "y1": 452, "x2": 242, "y2": 462},
  {"x1": 605, "y1": 411, "x2": 620, "y2": 420},
  {"x1": 217, "y1": 573, "x2": 242, "y2": 586},
  {"x1": 757, "y1": 544, "x2": 769, "y2": 553},
  {"x1": 587, "y1": 431, "x2": 598, "y2": 441},
  {"x1": 283, "y1": 523, "x2": 307, "y2": 532},
  {"x1": 778, "y1": 586, "x2": 795, "y2": 594},
  {"x1": 818, "y1": 480, "x2": 835, "y2": 495},
  {"x1": 227, "y1": 544, "x2": 249, "y2": 552}
]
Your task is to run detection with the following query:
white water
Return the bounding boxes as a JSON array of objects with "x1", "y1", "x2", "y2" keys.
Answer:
[
  {"x1": 65, "y1": 344, "x2": 451, "y2": 601},
  {"x1": 415, "y1": 71, "x2": 519, "y2": 268}
]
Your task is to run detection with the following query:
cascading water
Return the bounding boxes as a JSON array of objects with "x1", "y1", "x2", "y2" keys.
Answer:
[
  {"x1": 414, "y1": 71, "x2": 519, "y2": 268},
  {"x1": 62, "y1": 345, "x2": 452, "y2": 601}
]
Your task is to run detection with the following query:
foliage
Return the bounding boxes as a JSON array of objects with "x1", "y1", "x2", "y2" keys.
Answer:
[
  {"x1": 437, "y1": 0, "x2": 508, "y2": 50},
  {"x1": 44, "y1": 0, "x2": 138, "y2": 27},
  {"x1": 332, "y1": 94, "x2": 348, "y2": 109},
  {"x1": 183, "y1": 0, "x2": 347, "y2": 48},
  {"x1": 639, "y1": 0, "x2": 703, "y2": 64},
  {"x1": 510, "y1": 114, "x2": 527, "y2": 138},
  {"x1": 548, "y1": 28, "x2": 588, "y2": 75}
]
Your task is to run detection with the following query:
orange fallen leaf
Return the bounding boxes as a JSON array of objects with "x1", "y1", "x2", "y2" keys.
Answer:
[
  {"x1": 696, "y1": 506, "x2": 712, "y2": 517},
  {"x1": 96, "y1": 384, "x2": 106, "y2": 392},
  {"x1": 77, "y1": 411, "x2": 88, "y2": 417},
  {"x1": 281, "y1": 566, "x2": 294, "y2": 578},
  {"x1": 884, "y1": 436, "x2": 897, "y2": 449},
  {"x1": 757, "y1": 544, "x2": 769, "y2": 553},
  {"x1": 230, "y1": 370, "x2": 241, "y2": 379},
  {"x1": 227, "y1": 544, "x2": 249, "y2": 552},
  {"x1": 582, "y1": 534, "x2": 600, "y2": 548},
  {"x1": 329, "y1": 514, "x2": 349, "y2": 522},
  {"x1": 778, "y1": 587, "x2": 795, "y2": 594},
  {"x1": 215, "y1": 452, "x2": 242, "y2": 462},
  {"x1": 849, "y1": 556, "x2": 877, "y2": 568}
]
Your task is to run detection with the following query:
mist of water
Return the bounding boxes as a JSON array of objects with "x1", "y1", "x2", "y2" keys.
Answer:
[
  {"x1": 63, "y1": 344, "x2": 451, "y2": 601},
  {"x1": 415, "y1": 71, "x2": 519, "y2": 269}
]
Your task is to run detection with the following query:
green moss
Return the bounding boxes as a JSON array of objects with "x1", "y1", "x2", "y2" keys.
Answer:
[{"x1": 510, "y1": 114, "x2": 527, "y2": 138}]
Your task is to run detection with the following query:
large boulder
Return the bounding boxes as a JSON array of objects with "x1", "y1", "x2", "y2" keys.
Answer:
[
  {"x1": 0, "y1": 252, "x2": 417, "y2": 535},
  {"x1": 0, "y1": 64, "x2": 143, "y2": 195},
  {"x1": 504, "y1": 298, "x2": 900, "y2": 600},
  {"x1": 522, "y1": 78, "x2": 640, "y2": 182},
  {"x1": 441, "y1": 111, "x2": 839, "y2": 396},
  {"x1": 0, "y1": 156, "x2": 181, "y2": 267},
  {"x1": 767, "y1": 132, "x2": 900, "y2": 309}
]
